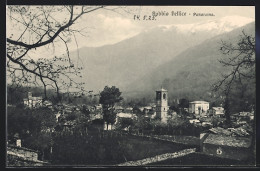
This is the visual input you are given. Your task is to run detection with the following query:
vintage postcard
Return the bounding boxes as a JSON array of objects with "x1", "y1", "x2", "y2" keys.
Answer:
[{"x1": 6, "y1": 4, "x2": 256, "y2": 167}]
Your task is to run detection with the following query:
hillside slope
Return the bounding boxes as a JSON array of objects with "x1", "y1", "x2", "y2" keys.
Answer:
[
  {"x1": 68, "y1": 16, "x2": 254, "y2": 94},
  {"x1": 123, "y1": 22, "x2": 255, "y2": 101}
]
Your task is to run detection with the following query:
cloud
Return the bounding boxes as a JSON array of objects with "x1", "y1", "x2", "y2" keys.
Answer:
[{"x1": 85, "y1": 14, "x2": 142, "y2": 47}]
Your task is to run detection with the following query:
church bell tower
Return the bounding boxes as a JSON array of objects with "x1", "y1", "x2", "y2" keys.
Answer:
[{"x1": 156, "y1": 88, "x2": 168, "y2": 123}]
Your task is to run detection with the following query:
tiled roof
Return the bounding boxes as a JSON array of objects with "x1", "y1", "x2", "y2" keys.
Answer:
[
  {"x1": 156, "y1": 88, "x2": 167, "y2": 92},
  {"x1": 203, "y1": 134, "x2": 251, "y2": 148},
  {"x1": 117, "y1": 113, "x2": 133, "y2": 118},
  {"x1": 209, "y1": 127, "x2": 232, "y2": 136},
  {"x1": 190, "y1": 101, "x2": 209, "y2": 104},
  {"x1": 115, "y1": 106, "x2": 124, "y2": 110},
  {"x1": 144, "y1": 106, "x2": 152, "y2": 110},
  {"x1": 28, "y1": 96, "x2": 42, "y2": 100},
  {"x1": 212, "y1": 107, "x2": 224, "y2": 110}
]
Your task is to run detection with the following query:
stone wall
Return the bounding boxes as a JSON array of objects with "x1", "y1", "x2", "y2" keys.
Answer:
[
  {"x1": 7, "y1": 145, "x2": 48, "y2": 167},
  {"x1": 117, "y1": 148, "x2": 196, "y2": 166},
  {"x1": 7, "y1": 154, "x2": 48, "y2": 167},
  {"x1": 7, "y1": 145, "x2": 38, "y2": 161}
]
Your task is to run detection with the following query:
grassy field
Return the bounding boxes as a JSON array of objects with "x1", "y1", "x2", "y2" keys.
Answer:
[
  {"x1": 147, "y1": 152, "x2": 255, "y2": 166},
  {"x1": 51, "y1": 132, "x2": 195, "y2": 165},
  {"x1": 51, "y1": 132, "x2": 254, "y2": 166},
  {"x1": 151, "y1": 135, "x2": 200, "y2": 146}
]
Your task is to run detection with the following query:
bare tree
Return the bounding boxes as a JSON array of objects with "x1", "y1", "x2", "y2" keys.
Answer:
[
  {"x1": 6, "y1": 5, "x2": 107, "y2": 100},
  {"x1": 212, "y1": 30, "x2": 255, "y2": 124}
]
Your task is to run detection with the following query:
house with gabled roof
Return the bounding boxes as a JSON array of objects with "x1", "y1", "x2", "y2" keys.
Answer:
[{"x1": 200, "y1": 133, "x2": 252, "y2": 161}]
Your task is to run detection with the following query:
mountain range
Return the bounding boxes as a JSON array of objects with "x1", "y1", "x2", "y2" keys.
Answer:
[
  {"x1": 68, "y1": 15, "x2": 255, "y2": 101},
  {"x1": 125, "y1": 21, "x2": 255, "y2": 100}
]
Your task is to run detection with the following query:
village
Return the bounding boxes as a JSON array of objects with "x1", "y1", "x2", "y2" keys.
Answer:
[
  {"x1": 7, "y1": 87, "x2": 255, "y2": 166},
  {"x1": 6, "y1": 5, "x2": 256, "y2": 167}
]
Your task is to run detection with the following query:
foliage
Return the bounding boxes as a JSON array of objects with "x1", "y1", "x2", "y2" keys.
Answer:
[
  {"x1": 7, "y1": 106, "x2": 32, "y2": 138},
  {"x1": 131, "y1": 116, "x2": 152, "y2": 134},
  {"x1": 7, "y1": 106, "x2": 56, "y2": 159},
  {"x1": 99, "y1": 86, "x2": 123, "y2": 126},
  {"x1": 81, "y1": 105, "x2": 91, "y2": 116},
  {"x1": 169, "y1": 105, "x2": 180, "y2": 114},
  {"x1": 7, "y1": 84, "x2": 102, "y2": 106},
  {"x1": 130, "y1": 115, "x2": 205, "y2": 136},
  {"x1": 51, "y1": 132, "x2": 190, "y2": 165},
  {"x1": 133, "y1": 106, "x2": 143, "y2": 115},
  {"x1": 99, "y1": 86, "x2": 123, "y2": 107},
  {"x1": 115, "y1": 118, "x2": 134, "y2": 130},
  {"x1": 65, "y1": 113, "x2": 77, "y2": 121},
  {"x1": 178, "y1": 98, "x2": 189, "y2": 109},
  {"x1": 52, "y1": 131, "x2": 124, "y2": 165},
  {"x1": 150, "y1": 119, "x2": 167, "y2": 135},
  {"x1": 166, "y1": 117, "x2": 190, "y2": 135},
  {"x1": 73, "y1": 113, "x2": 91, "y2": 135}
]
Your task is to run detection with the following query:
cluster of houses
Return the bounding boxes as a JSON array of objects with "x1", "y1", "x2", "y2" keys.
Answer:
[
  {"x1": 21, "y1": 91, "x2": 253, "y2": 132},
  {"x1": 16, "y1": 90, "x2": 255, "y2": 162}
]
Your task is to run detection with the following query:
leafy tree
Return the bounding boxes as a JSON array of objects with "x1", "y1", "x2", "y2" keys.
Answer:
[
  {"x1": 7, "y1": 106, "x2": 31, "y2": 138},
  {"x1": 178, "y1": 98, "x2": 189, "y2": 115},
  {"x1": 99, "y1": 86, "x2": 123, "y2": 129},
  {"x1": 167, "y1": 117, "x2": 189, "y2": 135},
  {"x1": 116, "y1": 118, "x2": 134, "y2": 131},
  {"x1": 132, "y1": 116, "x2": 152, "y2": 134},
  {"x1": 169, "y1": 105, "x2": 180, "y2": 114},
  {"x1": 178, "y1": 98, "x2": 189, "y2": 109},
  {"x1": 7, "y1": 84, "x2": 26, "y2": 105},
  {"x1": 65, "y1": 113, "x2": 77, "y2": 121},
  {"x1": 8, "y1": 106, "x2": 56, "y2": 160},
  {"x1": 210, "y1": 100, "x2": 223, "y2": 108},
  {"x1": 150, "y1": 119, "x2": 167, "y2": 135},
  {"x1": 73, "y1": 113, "x2": 91, "y2": 135}
]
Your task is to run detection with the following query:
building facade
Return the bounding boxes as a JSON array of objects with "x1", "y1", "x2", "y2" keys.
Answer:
[
  {"x1": 189, "y1": 101, "x2": 209, "y2": 115},
  {"x1": 23, "y1": 92, "x2": 43, "y2": 108},
  {"x1": 156, "y1": 88, "x2": 168, "y2": 123},
  {"x1": 211, "y1": 107, "x2": 225, "y2": 117},
  {"x1": 200, "y1": 133, "x2": 252, "y2": 161}
]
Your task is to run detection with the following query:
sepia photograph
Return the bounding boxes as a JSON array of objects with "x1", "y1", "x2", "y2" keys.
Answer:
[{"x1": 6, "y1": 4, "x2": 256, "y2": 167}]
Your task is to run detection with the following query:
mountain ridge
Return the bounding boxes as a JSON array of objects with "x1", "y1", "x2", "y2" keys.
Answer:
[
  {"x1": 122, "y1": 21, "x2": 255, "y2": 101},
  {"x1": 67, "y1": 17, "x2": 254, "y2": 100}
]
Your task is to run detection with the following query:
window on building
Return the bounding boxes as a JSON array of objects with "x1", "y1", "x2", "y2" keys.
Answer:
[
  {"x1": 163, "y1": 93, "x2": 166, "y2": 99},
  {"x1": 156, "y1": 92, "x2": 161, "y2": 100}
]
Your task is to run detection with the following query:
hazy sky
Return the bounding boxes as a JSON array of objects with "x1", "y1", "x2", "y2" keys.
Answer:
[
  {"x1": 7, "y1": 6, "x2": 255, "y2": 59},
  {"x1": 77, "y1": 6, "x2": 255, "y2": 46}
]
